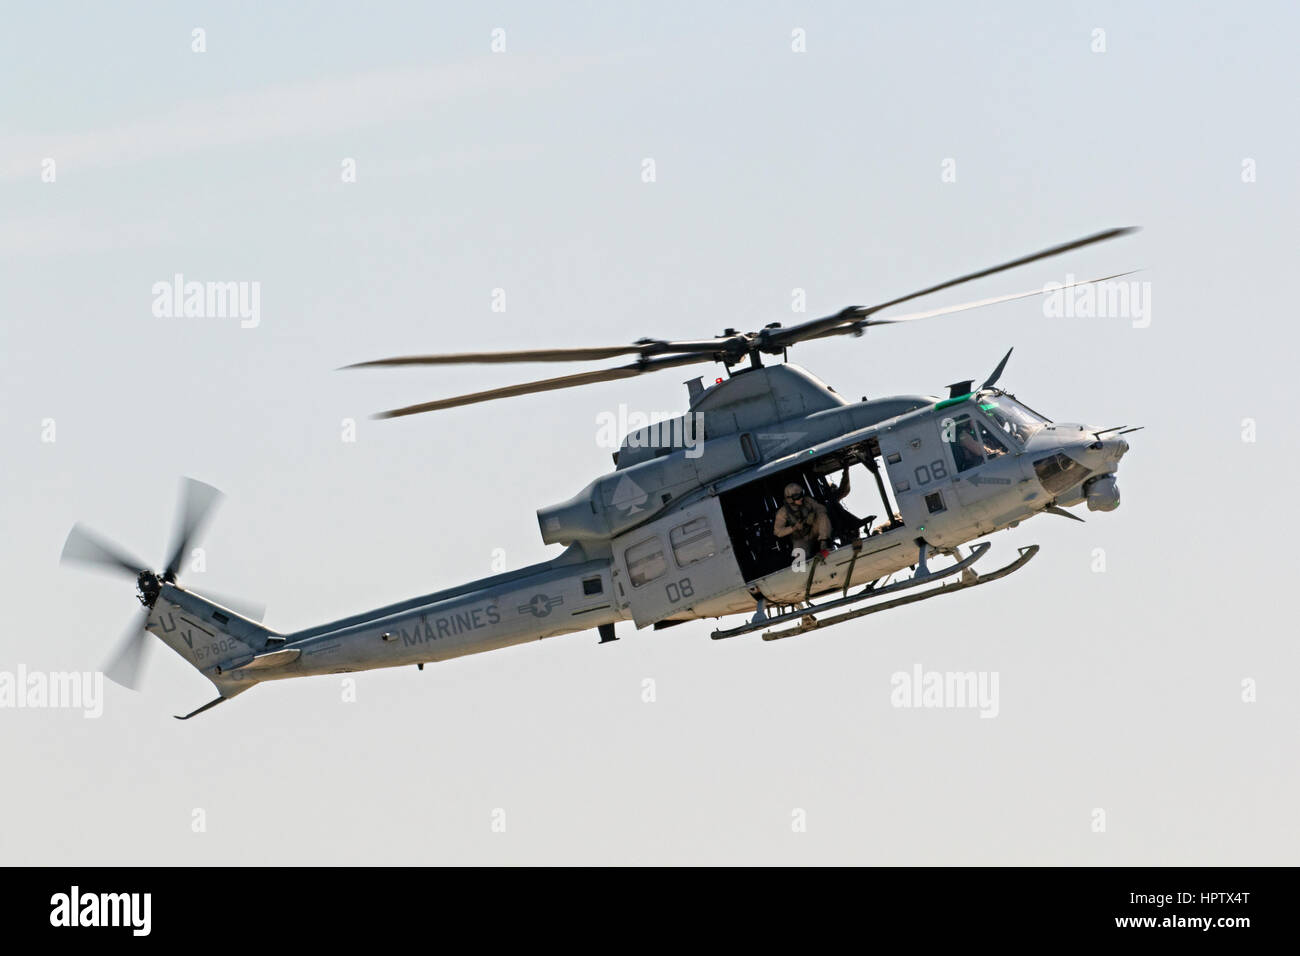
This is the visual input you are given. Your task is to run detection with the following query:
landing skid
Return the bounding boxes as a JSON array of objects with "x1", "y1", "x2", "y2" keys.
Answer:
[
  {"x1": 709, "y1": 542, "x2": 1038, "y2": 641},
  {"x1": 762, "y1": 545, "x2": 1039, "y2": 641}
]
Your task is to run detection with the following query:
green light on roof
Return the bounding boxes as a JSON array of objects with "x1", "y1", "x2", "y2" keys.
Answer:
[
  {"x1": 918, "y1": 525, "x2": 926, "y2": 532},
  {"x1": 979, "y1": 403, "x2": 996, "y2": 411},
  {"x1": 934, "y1": 393, "x2": 973, "y2": 411}
]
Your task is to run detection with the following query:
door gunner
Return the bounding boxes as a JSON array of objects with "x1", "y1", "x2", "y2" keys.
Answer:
[{"x1": 774, "y1": 482, "x2": 832, "y2": 559}]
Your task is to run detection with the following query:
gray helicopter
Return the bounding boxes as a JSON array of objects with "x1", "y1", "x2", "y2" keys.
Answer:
[{"x1": 62, "y1": 228, "x2": 1140, "y2": 718}]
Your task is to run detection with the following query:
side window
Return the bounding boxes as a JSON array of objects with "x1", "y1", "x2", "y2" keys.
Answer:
[
  {"x1": 670, "y1": 517, "x2": 716, "y2": 567},
  {"x1": 950, "y1": 416, "x2": 984, "y2": 472},
  {"x1": 625, "y1": 537, "x2": 667, "y2": 587},
  {"x1": 1034, "y1": 453, "x2": 1090, "y2": 495}
]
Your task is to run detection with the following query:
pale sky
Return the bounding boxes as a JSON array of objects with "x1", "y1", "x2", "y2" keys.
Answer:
[{"x1": 2, "y1": 1, "x2": 1297, "y2": 864}]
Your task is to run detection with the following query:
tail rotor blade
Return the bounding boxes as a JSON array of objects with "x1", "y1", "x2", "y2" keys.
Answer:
[
  {"x1": 66, "y1": 479, "x2": 233, "y2": 694},
  {"x1": 60, "y1": 524, "x2": 146, "y2": 578},
  {"x1": 163, "y1": 478, "x2": 222, "y2": 581},
  {"x1": 103, "y1": 608, "x2": 151, "y2": 690}
]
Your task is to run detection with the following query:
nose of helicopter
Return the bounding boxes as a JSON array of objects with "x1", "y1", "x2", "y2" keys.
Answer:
[
  {"x1": 1065, "y1": 432, "x2": 1130, "y2": 477},
  {"x1": 1073, "y1": 431, "x2": 1133, "y2": 512},
  {"x1": 1024, "y1": 425, "x2": 1134, "y2": 513},
  {"x1": 1026, "y1": 426, "x2": 1132, "y2": 467},
  {"x1": 1089, "y1": 435, "x2": 1130, "y2": 465}
]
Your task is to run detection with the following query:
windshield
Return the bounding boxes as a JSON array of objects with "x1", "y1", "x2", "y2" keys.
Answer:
[{"x1": 976, "y1": 393, "x2": 1048, "y2": 445}]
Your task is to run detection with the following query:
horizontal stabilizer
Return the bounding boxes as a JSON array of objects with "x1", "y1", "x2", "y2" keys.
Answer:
[{"x1": 222, "y1": 647, "x2": 301, "y2": 673}]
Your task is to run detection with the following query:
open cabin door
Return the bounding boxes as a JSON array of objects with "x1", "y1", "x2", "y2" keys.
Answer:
[{"x1": 611, "y1": 495, "x2": 746, "y2": 628}]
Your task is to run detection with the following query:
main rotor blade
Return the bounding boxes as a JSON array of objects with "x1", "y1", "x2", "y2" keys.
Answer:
[
  {"x1": 865, "y1": 227, "x2": 1139, "y2": 315},
  {"x1": 163, "y1": 478, "x2": 222, "y2": 582},
  {"x1": 375, "y1": 353, "x2": 715, "y2": 419},
  {"x1": 344, "y1": 346, "x2": 652, "y2": 368},
  {"x1": 61, "y1": 524, "x2": 146, "y2": 578},
  {"x1": 345, "y1": 335, "x2": 744, "y2": 370},
  {"x1": 772, "y1": 228, "x2": 1138, "y2": 346},
  {"x1": 103, "y1": 608, "x2": 151, "y2": 690},
  {"x1": 866, "y1": 271, "x2": 1139, "y2": 326},
  {"x1": 803, "y1": 272, "x2": 1139, "y2": 343}
]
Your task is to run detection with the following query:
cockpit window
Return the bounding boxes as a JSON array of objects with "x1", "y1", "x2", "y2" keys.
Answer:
[
  {"x1": 951, "y1": 416, "x2": 983, "y2": 472},
  {"x1": 950, "y1": 414, "x2": 1010, "y2": 472},
  {"x1": 978, "y1": 422, "x2": 1008, "y2": 458},
  {"x1": 977, "y1": 394, "x2": 1048, "y2": 445}
]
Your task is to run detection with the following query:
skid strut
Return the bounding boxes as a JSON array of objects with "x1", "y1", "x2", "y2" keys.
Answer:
[
  {"x1": 761, "y1": 545, "x2": 1040, "y2": 641},
  {"x1": 712, "y1": 542, "x2": 994, "y2": 640}
]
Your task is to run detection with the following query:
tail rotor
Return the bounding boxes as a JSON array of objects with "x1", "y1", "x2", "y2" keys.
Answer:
[{"x1": 61, "y1": 477, "x2": 224, "y2": 690}]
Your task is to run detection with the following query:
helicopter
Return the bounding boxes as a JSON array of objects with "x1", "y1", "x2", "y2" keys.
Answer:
[{"x1": 62, "y1": 227, "x2": 1140, "y2": 719}]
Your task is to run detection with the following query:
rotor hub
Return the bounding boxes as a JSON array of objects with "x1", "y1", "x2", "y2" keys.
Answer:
[{"x1": 136, "y1": 569, "x2": 162, "y2": 608}]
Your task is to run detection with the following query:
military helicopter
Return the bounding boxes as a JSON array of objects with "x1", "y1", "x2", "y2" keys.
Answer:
[{"x1": 62, "y1": 228, "x2": 1140, "y2": 718}]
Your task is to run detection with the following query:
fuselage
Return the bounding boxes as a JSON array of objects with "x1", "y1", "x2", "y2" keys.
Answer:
[{"x1": 143, "y1": 366, "x2": 1131, "y2": 696}]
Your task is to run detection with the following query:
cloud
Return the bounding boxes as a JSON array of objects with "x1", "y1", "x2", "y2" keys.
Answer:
[
  {"x1": 0, "y1": 55, "x2": 598, "y2": 182},
  {"x1": 0, "y1": 216, "x2": 175, "y2": 256}
]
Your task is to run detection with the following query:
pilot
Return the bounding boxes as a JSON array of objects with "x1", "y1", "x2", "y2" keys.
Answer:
[
  {"x1": 953, "y1": 426, "x2": 985, "y2": 471},
  {"x1": 774, "y1": 482, "x2": 832, "y2": 560}
]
